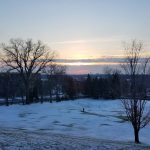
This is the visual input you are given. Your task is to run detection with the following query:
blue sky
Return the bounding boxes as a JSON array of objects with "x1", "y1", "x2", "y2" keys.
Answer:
[{"x1": 0, "y1": 0, "x2": 150, "y2": 73}]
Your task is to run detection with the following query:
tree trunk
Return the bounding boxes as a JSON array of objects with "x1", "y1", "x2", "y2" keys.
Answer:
[
  {"x1": 134, "y1": 128, "x2": 140, "y2": 143},
  {"x1": 25, "y1": 84, "x2": 30, "y2": 104},
  {"x1": 49, "y1": 91, "x2": 52, "y2": 103},
  {"x1": 5, "y1": 97, "x2": 9, "y2": 106},
  {"x1": 5, "y1": 85, "x2": 9, "y2": 106}
]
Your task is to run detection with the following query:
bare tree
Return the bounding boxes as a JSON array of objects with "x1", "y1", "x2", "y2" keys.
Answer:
[
  {"x1": 121, "y1": 40, "x2": 150, "y2": 143},
  {"x1": 45, "y1": 63, "x2": 66, "y2": 76},
  {"x1": 44, "y1": 63, "x2": 66, "y2": 101},
  {"x1": 1, "y1": 38, "x2": 55, "y2": 104}
]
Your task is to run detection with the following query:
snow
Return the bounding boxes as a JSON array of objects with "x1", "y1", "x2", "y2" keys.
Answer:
[
  {"x1": 0, "y1": 98, "x2": 150, "y2": 145},
  {"x1": 0, "y1": 129, "x2": 150, "y2": 150}
]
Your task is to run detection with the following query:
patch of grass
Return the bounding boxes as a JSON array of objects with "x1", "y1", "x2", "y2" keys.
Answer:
[
  {"x1": 66, "y1": 111, "x2": 71, "y2": 113},
  {"x1": 100, "y1": 123, "x2": 111, "y2": 126},
  {"x1": 38, "y1": 128, "x2": 54, "y2": 131},
  {"x1": 53, "y1": 120, "x2": 60, "y2": 124},
  {"x1": 76, "y1": 126, "x2": 87, "y2": 130},
  {"x1": 110, "y1": 110, "x2": 123, "y2": 113},
  {"x1": 39, "y1": 116, "x2": 47, "y2": 119},
  {"x1": 19, "y1": 113, "x2": 26, "y2": 118},
  {"x1": 60, "y1": 123, "x2": 74, "y2": 127},
  {"x1": 81, "y1": 111, "x2": 106, "y2": 117},
  {"x1": 19, "y1": 112, "x2": 35, "y2": 118},
  {"x1": 17, "y1": 128, "x2": 26, "y2": 131},
  {"x1": 72, "y1": 117, "x2": 81, "y2": 120},
  {"x1": 68, "y1": 108, "x2": 76, "y2": 111},
  {"x1": 114, "y1": 115, "x2": 129, "y2": 123}
]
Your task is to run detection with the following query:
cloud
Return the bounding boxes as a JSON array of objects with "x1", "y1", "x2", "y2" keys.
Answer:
[
  {"x1": 54, "y1": 56, "x2": 150, "y2": 67},
  {"x1": 50, "y1": 37, "x2": 121, "y2": 45},
  {"x1": 54, "y1": 56, "x2": 124, "y2": 63}
]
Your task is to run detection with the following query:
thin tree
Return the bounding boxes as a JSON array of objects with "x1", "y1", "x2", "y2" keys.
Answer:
[
  {"x1": 1, "y1": 38, "x2": 55, "y2": 104},
  {"x1": 44, "y1": 63, "x2": 66, "y2": 102},
  {"x1": 121, "y1": 40, "x2": 150, "y2": 143}
]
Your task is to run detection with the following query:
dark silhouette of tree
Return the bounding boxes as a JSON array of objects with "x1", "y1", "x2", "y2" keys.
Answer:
[
  {"x1": 121, "y1": 40, "x2": 150, "y2": 143},
  {"x1": 92, "y1": 77, "x2": 99, "y2": 99},
  {"x1": 44, "y1": 64, "x2": 66, "y2": 102},
  {"x1": 63, "y1": 76, "x2": 76, "y2": 99},
  {"x1": 3, "y1": 72, "x2": 10, "y2": 106},
  {"x1": 84, "y1": 74, "x2": 92, "y2": 97},
  {"x1": 1, "y1": 39, "x2": 55, "y2": 104},
  {"x1": 84, "y1": 73, "x2": 121, "y2": 99},
  {"x1": 110, "y1": 71, "x2": 121, "y2": 99}
]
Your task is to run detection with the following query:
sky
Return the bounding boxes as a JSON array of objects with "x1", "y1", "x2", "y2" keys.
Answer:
[{"x1": 0, "y1": 0, "x2": 150, "y2": 74}]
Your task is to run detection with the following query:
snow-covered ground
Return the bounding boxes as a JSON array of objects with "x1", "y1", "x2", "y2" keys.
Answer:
[
  {"x1": 0, "y1": 129, "x2": 150, "y2": 150},
  {"x1": 0, "y1": 98, "x2": 150, "y2": 145}
]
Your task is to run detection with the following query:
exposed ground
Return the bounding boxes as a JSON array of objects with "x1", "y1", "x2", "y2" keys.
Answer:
[{"x1": 0, "y1": 129, "x2": 150, "y2": 150}]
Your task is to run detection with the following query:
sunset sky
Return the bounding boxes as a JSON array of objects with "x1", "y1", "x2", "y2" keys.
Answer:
[{"x1": 0, "y1": 0, "x2": 150, "y2": 74}]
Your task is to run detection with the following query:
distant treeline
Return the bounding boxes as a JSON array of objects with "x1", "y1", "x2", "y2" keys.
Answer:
[
  {"x1": 84, "y1": 73, "x2": 150, "y2": 100},
  {"x1": 0, "y1": 73, "x2": 78, "y2": 105},
  {"x1": 84, "y1": 73, "x2": 121, "y2": 99},
  {"x1": 0, "y1": 72, "x2": 150, "y2": 105}
]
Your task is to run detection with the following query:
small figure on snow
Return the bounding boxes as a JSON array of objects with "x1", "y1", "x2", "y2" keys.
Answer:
[{"x1": 81, "y1": 107, "x2": 85, "y2": 112}]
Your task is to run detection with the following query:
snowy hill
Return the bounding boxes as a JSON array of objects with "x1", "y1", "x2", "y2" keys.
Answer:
[
  {"x1": 0, "y1": 129, "x2": 150, "y2": 150},
  {"x1": 0, "y1": 98, "x2": 150, "y2": 149}
]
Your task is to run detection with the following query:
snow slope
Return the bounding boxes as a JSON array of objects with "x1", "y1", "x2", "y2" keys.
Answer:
[
  {"x1": 0, "y1": 98, "x2": 150, "y2": 144},
  {"x1": 0, "y1": 129, "x2": 150, "y2": 150}
]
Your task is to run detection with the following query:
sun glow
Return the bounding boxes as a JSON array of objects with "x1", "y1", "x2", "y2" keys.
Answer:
[{"x1": 55, "y1": 62, "x2": 119, "y2": 66}]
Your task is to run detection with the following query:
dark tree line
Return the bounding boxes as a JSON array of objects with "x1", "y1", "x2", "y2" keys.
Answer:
[
  {"x1": 84, "y1": 73, "x2": 121, "y2": 99},
  {"x1": 0, "y1": 72, "x2": 81, "y2": 105},
  {"x1": 1, "y1": 70, "x2": 150, "y2": 106}
]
